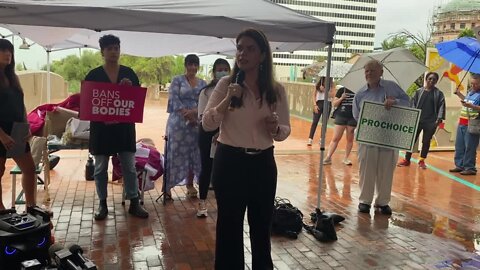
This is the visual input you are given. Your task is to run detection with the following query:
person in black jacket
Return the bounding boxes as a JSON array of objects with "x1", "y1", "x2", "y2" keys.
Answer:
[
  {"x1": 84, "y1": 35, "x2": 148, "y2": 220},
  {"x1": 397, "y1": 72, "x2": 445, "y2": 169}
]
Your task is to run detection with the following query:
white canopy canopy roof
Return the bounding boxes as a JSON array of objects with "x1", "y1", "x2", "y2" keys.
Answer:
[{"x1": 0, "y1": 0, "x2": 336, "y2": 57}]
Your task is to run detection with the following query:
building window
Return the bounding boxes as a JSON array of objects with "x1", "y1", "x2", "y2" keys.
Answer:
[
  {"x1": 460, "y1": 23, "x2": 466, "y2": 29},
  {"x1": 450, "y1": 23, "x2": 455, "y2": 30},
  {"x1": 473, "y1": 23, "x2": 476, "y2": 28}
]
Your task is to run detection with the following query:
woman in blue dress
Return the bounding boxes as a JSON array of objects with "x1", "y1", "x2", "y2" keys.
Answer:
[{"x1": 165, "y1": 54, "x2": 206, "y2": 198}]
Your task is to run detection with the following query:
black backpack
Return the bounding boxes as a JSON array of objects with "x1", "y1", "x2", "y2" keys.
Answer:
[{"x1": 271, "y1": 197, "x2": 304, "y2": 239}]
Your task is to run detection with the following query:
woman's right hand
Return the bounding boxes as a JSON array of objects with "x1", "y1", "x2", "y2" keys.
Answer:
[
  {"x1": 314, "y1": 105, "x2": 319, "y2": 114},
  {"x1": 227, "y1": 83, "x2": 243, "y2": 99},
  {"x1": 0, "y1": 133, "x2": 15, "y2": 151}
]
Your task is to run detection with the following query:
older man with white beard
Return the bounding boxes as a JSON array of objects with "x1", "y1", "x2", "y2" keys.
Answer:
[{"x1": 352, "y1": 59, "x2": 410, "y2": 215}]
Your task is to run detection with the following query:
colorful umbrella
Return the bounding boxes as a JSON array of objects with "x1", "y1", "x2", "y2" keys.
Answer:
[{"x1": 435, "y1": 37, "x2": 480, "y2": 74}]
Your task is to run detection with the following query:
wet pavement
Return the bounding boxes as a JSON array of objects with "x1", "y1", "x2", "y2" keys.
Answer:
[{"x1": 1, "y1": 99, "x2": 479, "y2": 269}]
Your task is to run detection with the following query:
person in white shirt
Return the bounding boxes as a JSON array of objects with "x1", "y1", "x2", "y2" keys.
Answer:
[{"x1": 307, "y1": 76, "x2": 335, "y2": 145}]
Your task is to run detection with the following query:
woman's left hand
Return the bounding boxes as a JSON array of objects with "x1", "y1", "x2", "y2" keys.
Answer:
[
  {"x1": 182, "y1": 109, "x2": 197, "y2": 123},
  {"x1": 265, "y1": 112, "x2": 279, "y2": 135}
]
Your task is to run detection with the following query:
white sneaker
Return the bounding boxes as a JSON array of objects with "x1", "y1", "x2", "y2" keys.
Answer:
[
  {"x1": 307, "y1": 138, "x2": 313, "y2": 146},
  {"x1": 343, "y1": 159, "x2": 352, "y2": 165},
  {"x1": 323, "y1": 158, "x2": 332, "y2": 165},
  {"x1": 196, "y1": 200, "x2": 208, "y2": 217}
]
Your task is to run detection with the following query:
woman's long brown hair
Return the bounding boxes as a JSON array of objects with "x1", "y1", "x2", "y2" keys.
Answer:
[{"x1": 0, "y1": 39, "x2": 22, "y2": 92}]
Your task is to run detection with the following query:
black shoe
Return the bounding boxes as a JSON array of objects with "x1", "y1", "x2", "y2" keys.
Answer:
[
  {"x1": 94, "y1": 200, "x2": 108, "y2": 220},
  {"x1": 315, "y1": 217, "x2": 338, "y2": 242},
  {"x1": 358, "y1": 203, "x2": 371, "y2": 213},
  {"x1": 460, "y1": 170, "x2": 477, "y2": 175},
  {"x1": 375, "y1": 205, "x2": 392, "y2": 215},
  {"x1": 128, "y1": 197, "x2": 149, "y2": 218},
  {"x1": 449, "y1": 167, "x2": 463, "y2": 173}
]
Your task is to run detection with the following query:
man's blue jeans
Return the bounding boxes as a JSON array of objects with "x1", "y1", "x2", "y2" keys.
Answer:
[
  {"x1": 454, "y1": 125, "x2": 480, "y2": 171},
  {"x1": 94, "y1": 152, "x2": 138, "y2": 200}
]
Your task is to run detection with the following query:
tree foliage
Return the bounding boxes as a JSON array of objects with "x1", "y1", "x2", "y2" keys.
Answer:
[
  {"x1": 381, "y1": 29, "x2": 434, "y2": 96},
  {"x1": 47, "y1": 51, "x2": 187, "y2": 92},
  {"x1": 458, "y1": 28, "x2": 475, "y2": 38},
  {"x1": 381, "y1": 36, "x2": 408, "y2": 50}
]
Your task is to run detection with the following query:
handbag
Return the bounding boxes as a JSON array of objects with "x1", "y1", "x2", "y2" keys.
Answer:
[
  {"x1": 466, "y1": 104, "x2": 480, "y2": 135},
  {"x1": 330, "y1": 107, "x2": 339, "y2": 119},
  {"x1": 468, "y1": 118, "x2": 480, "y2": 135}
]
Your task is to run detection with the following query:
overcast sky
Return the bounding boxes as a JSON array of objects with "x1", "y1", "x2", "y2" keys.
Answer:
[
  {"x1": 375, "y1": 0, "x2": 448, "y2": 46},
  {"x1": 4, "y1": 0, "x2": 452, "y2": 69}
]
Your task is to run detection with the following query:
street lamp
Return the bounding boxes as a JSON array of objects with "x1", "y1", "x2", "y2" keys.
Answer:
[{"x1": 19, "y1": 38, "x2": 34, "y2": 50}]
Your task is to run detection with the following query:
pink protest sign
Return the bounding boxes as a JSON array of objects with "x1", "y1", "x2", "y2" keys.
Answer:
[{"x1": 80, "y1": 81, "x2": 147, "y2": 123}]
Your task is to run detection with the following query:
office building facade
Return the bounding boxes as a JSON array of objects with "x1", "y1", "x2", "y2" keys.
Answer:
[
  {"x1": 270, "y1": 0, "x2": 378, "y2": 75},
  {"x1": 431, "y1": 0, "x2": 480, "y2": 44}
]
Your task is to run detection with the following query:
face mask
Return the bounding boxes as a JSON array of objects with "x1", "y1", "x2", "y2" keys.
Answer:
[{"x1": 215, "y1": 71, "x2": 229, "y2": 80}]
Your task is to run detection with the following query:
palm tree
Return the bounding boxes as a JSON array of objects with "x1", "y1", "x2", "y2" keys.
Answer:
[{"x1": 342, "y1": 40, "x2": 351, "y2": 61}]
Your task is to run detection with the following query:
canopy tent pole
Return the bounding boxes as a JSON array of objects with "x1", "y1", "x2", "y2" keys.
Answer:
[
  {"x1": 317, "y1": 42, "x2": 333, "y2": 210},
  {"x1": 46, "y1": 49, "x2": 51, "y2": 103}
]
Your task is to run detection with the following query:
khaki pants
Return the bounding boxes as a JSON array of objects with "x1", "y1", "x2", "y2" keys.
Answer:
[{"x1": 357, "y1": 144, "x2": 398, "y2": 206}]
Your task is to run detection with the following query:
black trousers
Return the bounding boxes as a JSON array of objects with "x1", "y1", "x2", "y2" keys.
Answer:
[
  {"x1": 198, "y1": 124, "x2": 218, "y2": 200},
  {"x1": 405, "y1": 121, "x2": 437, "y2": 160},
  {"x1": 308, "y1": 100, "x2": 331, "y2": 139},
  {"x1": 213, "y1": 143, "x2": 277, "y2": 270}
]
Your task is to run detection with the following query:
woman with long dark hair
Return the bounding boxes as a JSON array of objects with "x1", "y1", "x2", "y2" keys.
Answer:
[
  {"x1": 196, "y1": 58, "x2": 230, "y2": 218},
  {"x1": 0, "y1": 39, "x2": 37, "y2": 211},
  {"x1": 165, "y1": 54, "x2": 206, "y2": 198},
  {"x1": 307, "y1": 76, "x2": 335, "y2": 145},
  {"x1": 203, "y1": 28, "x2": 291, "y2": 269}
]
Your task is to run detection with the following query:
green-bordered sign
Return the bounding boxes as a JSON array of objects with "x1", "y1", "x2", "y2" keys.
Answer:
[{"x1": 356, "y1": 101, "x2": 421, "y2": 151}]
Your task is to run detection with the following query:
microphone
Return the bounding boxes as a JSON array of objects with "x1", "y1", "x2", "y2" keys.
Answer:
[
  {"x1": 67, "y1": 244, "x2": 98, "y2": 270},
  {"x1": 48, "y1": 243, "x2": 81, "y2": 270},
  {"x1": 228, "y1": 70, "x2": 245, "y2": 111}
]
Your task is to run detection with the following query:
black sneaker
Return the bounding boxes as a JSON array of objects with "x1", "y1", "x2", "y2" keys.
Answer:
[
  {"x1": 128, "y1": 197, "x2": 149, "y2": 219},
  {"x1": 460, "y1": 170, "x2": 477, "y2": 175},
  {"x1": 375, "y1": 205, "x2": 392, "y2": 215},
  {"x1": 358, "y1": 203, "x2": 371, "y2": 213},
  {"x1": 94, "y1": 205, "x2": 108, "y2": 220},
  {"x1": 94, "y1": 201, "x2": 108, "y2": 221},
  {"x1": 449, "y1": 167, "x2": 463, "y2": 173}
]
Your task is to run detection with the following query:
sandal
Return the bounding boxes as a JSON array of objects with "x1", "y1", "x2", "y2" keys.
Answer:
[{"x1": 186, "y1": 185, "x2": 198, "y2": 198}]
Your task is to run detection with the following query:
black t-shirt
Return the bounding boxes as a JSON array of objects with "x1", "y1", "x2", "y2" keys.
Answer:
[
  {"x1": 84, "y1": 65, "x2": 140, "y2": 155},
  {"x1": 0, "y1": 86, "x2": 25, "y2": 123},
  {"x1": 334, "y1": 87, "x2": 355, "y2": 119},
  {"x1": 419, "y1": 90, "x2": 436, "y2": 123}
]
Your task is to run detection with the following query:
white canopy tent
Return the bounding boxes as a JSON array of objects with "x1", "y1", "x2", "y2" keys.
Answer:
[
  {"x1": 0, "y1": 0, "x2": 336, "y2": 210},
  {"x1": 0, "y1": 0, "x2": 335, "y2": 49}
]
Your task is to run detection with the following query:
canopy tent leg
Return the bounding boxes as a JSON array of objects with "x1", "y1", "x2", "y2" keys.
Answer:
[
  {"x1": 317, "y1": 42, "x2": 333, "y2": 211},
  {"x1": 305, "y1": 42, "x2": 342, "y2": 243}
]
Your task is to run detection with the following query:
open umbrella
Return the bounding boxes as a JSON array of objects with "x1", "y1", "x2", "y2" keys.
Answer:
[
  {"x1": 435, "y1": 37, "x2": 480, "y2": 74},
  {"x1": 318, "y1": 62, "x2": 352, "y2": 79},
  {"x1": 339, "y1": 48, "x2": 427, "y2": 92}
]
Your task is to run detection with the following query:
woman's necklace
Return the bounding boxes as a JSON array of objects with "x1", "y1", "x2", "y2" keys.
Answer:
[{"x1": 185, "y1": 75, "x2": 196, "y2": 88}]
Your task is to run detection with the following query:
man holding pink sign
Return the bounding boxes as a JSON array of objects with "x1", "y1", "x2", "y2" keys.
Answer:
[{"x1": 83, "y1": 35, "x2": 148, "y2": 220}]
